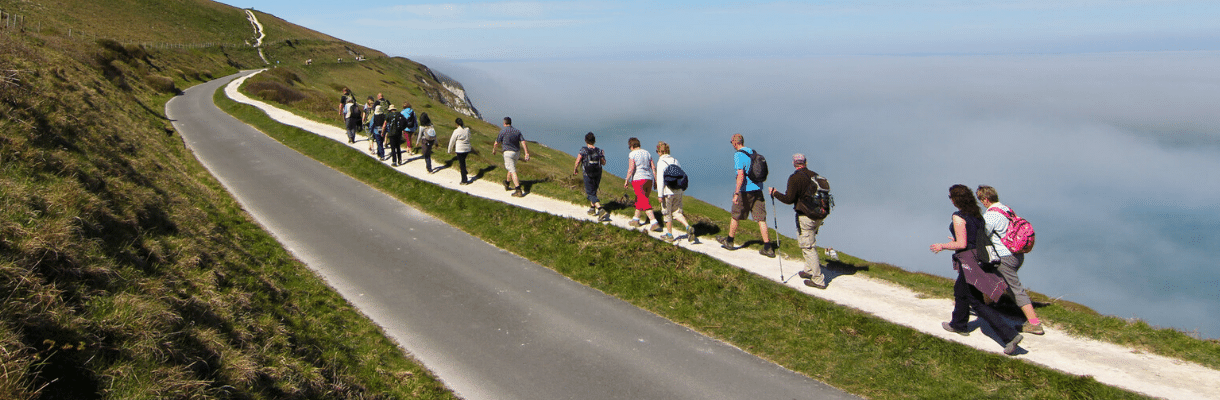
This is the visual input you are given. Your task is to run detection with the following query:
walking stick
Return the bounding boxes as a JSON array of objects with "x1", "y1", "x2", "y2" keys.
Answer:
[{"x1": 771, "y1": 194, "x2": 785, "y2": 282}]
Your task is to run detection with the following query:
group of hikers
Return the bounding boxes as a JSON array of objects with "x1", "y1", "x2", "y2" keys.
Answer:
[
  {"x1": 338, "y1": 88, "x2": 474, "y2": 185},
  {"x1": 338, "y1": 87, "x2": 1043, "y2": 355}
]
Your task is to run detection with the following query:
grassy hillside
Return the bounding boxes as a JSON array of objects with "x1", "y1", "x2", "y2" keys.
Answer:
[
  {"x1": 0, "y1": 0, "x2": 454, "y2": 398},
  {"x1": 2, "y1": 0, "x2": 1216, "y2": 398}
]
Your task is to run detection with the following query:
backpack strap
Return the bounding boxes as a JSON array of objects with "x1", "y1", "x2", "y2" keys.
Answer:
[
  {"x1": 985, "y1": 206, "x2": 1011, "y2": 239},
  {"x1": 806, "y1": 170, "x2": 822, "y2": 191}
]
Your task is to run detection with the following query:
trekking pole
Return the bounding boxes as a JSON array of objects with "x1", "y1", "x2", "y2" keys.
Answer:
[{"x1": 771, "y1": 194, "x2": 785, "y2": 282}]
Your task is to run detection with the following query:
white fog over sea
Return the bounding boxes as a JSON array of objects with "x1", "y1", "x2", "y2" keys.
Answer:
[{"x1": 423, "y1": 52, "x2": 1220, "y2": 339}]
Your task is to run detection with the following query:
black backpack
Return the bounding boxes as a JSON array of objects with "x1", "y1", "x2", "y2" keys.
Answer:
[
  {"x1": 583, "y1": 147, "x2": 603, "y2": 175},
  {"x1": 663, "y1": 163, "x2": 689, "y2": 191},
  {"x1": 738, "y1": 149, "x2": 768, "y2": 184},
  {"x1": 800, "y1": 170, "x2": 833, "y2": 219},
  {"x1": 348, "y1": 103, "x2": 362, "y2": 121},
  {"x1": 385, "y1": 110, "x2": 404, "y2": 138},
  {"x1": 403, "y1": 110, "x2": 417, "y2": 130}
]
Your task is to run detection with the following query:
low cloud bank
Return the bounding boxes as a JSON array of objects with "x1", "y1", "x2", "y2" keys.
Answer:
[{"x1": 426, "y1": 52, "x2": 1220, "y2": 338}]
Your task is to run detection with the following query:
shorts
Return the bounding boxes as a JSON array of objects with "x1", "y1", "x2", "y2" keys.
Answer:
[
  {"x1": 503, "y1": 150, "x2": 519, "y2": 174},
  {"x1": 632, "y1": 179, "x2": 653, "y2": 210},
  {"x1": 731, "y1": 190, "x2": 767, "y2": 222},
  {"x1": 660, "y1": 190, "x2": 685, "y2": 223}
]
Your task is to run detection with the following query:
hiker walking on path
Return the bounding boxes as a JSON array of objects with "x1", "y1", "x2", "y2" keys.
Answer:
[
  {"x1": 414, "y1": 112, "x2": 431, "y2": 155},
  {"x1": 402, "y1": 103, "x2": 417, "y2": 155},
  {"x1": 977, "y1": 185, "x2": 1045, "y2": 335},
  {"x1": 369, "y1": 94, "x2": 389, "y2": 160},
  {"x1": 344, "y1": 98, "x2": 362, "y2": 143},
  {"x1": 382, "y1": 104, "x2": 406, "y2": 166},
  {"x1": 363, "y1": 97, "x2": 376, "y2": 152},
  {"x1": 418, "y1": 113, "x2": 437, "y2": 173},
  {"x1": 933, "y1": 184, "x2": 1024, "y2": 356},
  {"x1": 656, "y1": 141, "x2": 696, "y2": 243},
  {"x1": 492, "y1": 117, "x2": 530, "y2": 197},
  {"x1": 623, "y1": 137, "x2": 662, "y2": 232},
  {"x1": 573, "y1": 132, "x2": 610, "y2": 221},
  {"x1": 338, "y1": 87, "x2": 354, "y2": 121},
  {"x1": 448, "y1": 118, "x2": 473, "y2": 185},
  {"x1": 770, "y1": 153, "x2": 828, "y2": 289},
  {"x1": 717, "y1": 133, "x2": 775, "y2": 257}
]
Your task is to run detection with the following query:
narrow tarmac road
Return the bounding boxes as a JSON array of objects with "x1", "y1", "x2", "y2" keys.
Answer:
[{"x1": 166, "y1": 71, "x2": 856, "y2": 400}]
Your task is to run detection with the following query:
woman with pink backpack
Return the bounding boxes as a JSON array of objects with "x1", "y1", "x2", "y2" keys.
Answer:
[{"x1": 977, "y1": 185, "x2": 1044, "y2": 335}]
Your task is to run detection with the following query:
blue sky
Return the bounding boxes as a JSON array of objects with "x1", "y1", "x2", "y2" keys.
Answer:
[{"x1": 225, "y1": 0, "x2": 1220, "y2": 60}]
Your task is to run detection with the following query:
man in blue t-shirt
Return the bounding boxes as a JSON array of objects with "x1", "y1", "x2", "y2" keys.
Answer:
[{"x1": 717, "y1": 133, "x2": 774, "y2": 257}]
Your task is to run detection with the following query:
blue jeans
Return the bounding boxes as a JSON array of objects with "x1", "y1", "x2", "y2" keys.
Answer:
[
  {"x1": 369, "y1": 125, "x2": 384, "y2": 158},
  {"x1": 583, "y1": 171, "x2": 601, "y2": 204}
]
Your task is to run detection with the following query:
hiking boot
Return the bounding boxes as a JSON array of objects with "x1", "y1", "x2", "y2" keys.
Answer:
[
  {"x1": 798, "y1": 270, "x2": 813, "y2": 279},
  {"x1": 687, "y1": 233, "x2": 699, "y2": 244},
  {"x1": 587, "y1": 207, "x2": 598, "y2": 215},
  {"x1": 803, "y1": 279, "x2": 827, "y2": 290},
  {"x1": 628, "y1": 219, "x2": 644, "y2": 228},
  {"x1": 661, "y1": 234, "x2": 676, "y2": 243},
  {"x1": 1003, "y1": 334, "x2": 1024, "y2": 356},
  {"x1": 511, "y1": 187, "x2": 525, "y2": 197},
  {"x1": 1021, "y1": 322, "x2": 1045, "y2": 335},
  {"x1": 595, "y1": 207, "x2": 606, "y2": 216},
  {"x1": 716, "y1": 236, "x2": 737, "y2": 250},
  {"x1": 650, "y1": 223, "x2": 663, "y2": 233},
  {"x1": 503, "y1": 180, "x2": 512, "y2": 191},
  {"x1": 759, "y1": 243, "x2": 776, "y2": 258},
  {"x1": 598, "y1": 213, "x2": 612, "y2": 222},
  {"x1": 942, "y1": 322, "x2": 970, "y2": 336}
]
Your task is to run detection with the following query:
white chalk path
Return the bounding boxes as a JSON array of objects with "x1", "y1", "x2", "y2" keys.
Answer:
[
  {"x1": 245, "y1": 10, "x2": 268, "y2": 64},
  {"x1": 225, "y1": 70, "x2": 1220, "y2": 400}
]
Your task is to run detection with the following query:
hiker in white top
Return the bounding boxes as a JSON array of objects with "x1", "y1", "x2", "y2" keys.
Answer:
[
  {"x1": 447, "y1": 118, "x2": 473, "y2": 185},
  {"x1": 977, "y1": 185, "x2": 1045, "y2": 335},
  {"x1": 655, "y1": 142, "x2": 696, "y2": 243}
]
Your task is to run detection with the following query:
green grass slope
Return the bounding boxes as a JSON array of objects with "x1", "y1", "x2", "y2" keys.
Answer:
[
  {"x1": 1, "y1": 0, "x2": 454, "y2": 398},
  {"x1": 2, "y1": 0, "x2": 1216, "y2": 397}
]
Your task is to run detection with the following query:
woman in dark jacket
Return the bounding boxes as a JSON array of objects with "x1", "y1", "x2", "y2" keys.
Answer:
[{"x1": 931, "y1": 184, "x2": 1024, "y2": 355}]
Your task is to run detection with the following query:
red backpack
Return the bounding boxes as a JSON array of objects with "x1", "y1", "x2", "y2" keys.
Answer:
[{"x1": 990, "y1": 207, "x2": 1035, "y2": 254}]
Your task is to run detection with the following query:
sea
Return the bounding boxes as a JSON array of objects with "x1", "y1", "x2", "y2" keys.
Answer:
[{"x1": 423, "y1": 52, "x2": 1220, "y2": 339}]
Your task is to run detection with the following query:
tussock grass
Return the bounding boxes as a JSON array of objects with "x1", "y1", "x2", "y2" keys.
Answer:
[{"x1": 218, "y1": 88, "x2": 1152, "y2": 399}]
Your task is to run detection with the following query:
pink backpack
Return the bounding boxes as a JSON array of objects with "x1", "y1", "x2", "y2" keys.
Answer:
[{"x1": 990, "y1": 207, "x2": 1036, "y2": 254}]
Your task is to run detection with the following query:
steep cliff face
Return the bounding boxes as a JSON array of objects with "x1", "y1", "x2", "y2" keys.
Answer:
[{"x1": 421, "y1": 66, "x2": 483, "y2": 120}]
